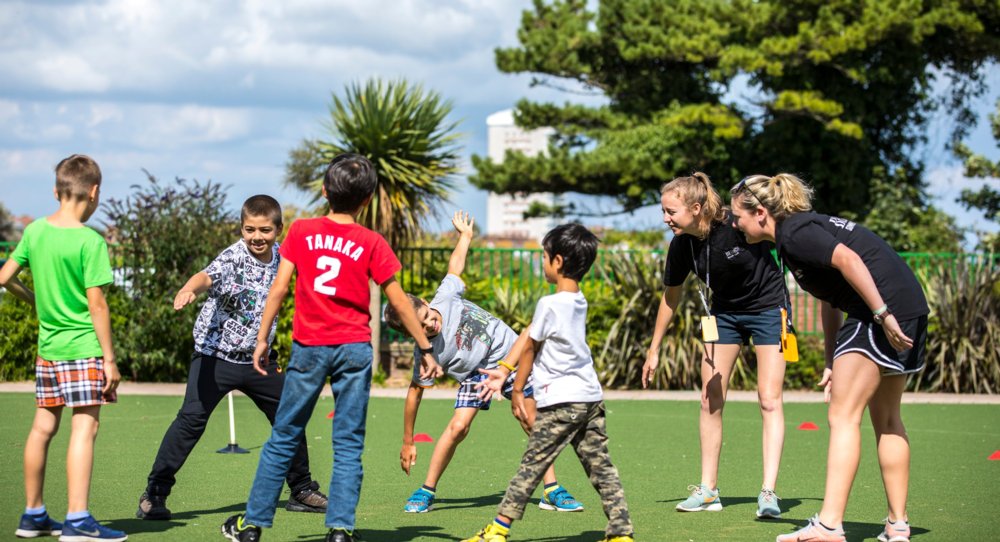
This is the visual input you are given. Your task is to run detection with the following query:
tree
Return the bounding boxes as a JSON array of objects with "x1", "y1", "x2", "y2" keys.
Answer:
[
  {"x1": 0, "y1": 201, "x2": 16, "y2": 243},
  {"x1": 953, "y1": 98, "x2": 1000, "y2": 251},
  {"x1": 285, "y1": 78, "x2": 461, "y2": 248},
  {"x1": 471, "y1": 0, "x2": 1000, "y2": 221}
]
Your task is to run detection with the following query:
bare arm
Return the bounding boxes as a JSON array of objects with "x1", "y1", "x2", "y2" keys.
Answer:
[
  {"x1": 383, "y1": 277, "x2": 443, "y2": 380},
  {"x1": 642, "y1": 286, "x2": 682, "y2": 388},
  {"x1": 252, "y1": 258, "x2": 294, "y2": 375},
  {"x1": 510, "y1": 335, "x2": 540, "y2": 421},
  {"x1": 446, "y1": 211, "x2": 474, "y2": 277},
  {"x1": 87, "y1": 286, "x2": 120, "y2": 397},
  {"x1": 829, "y1": 243, "x2": 912, "y2": 350},
  {"x1": 173, "y1": 271, "x2": 213, "y2": 310},
  {"x1": 400, "y1": 382, "x2": 424, "y2": 474},
  {"x1": 0, "y1": 259, "x2": 34, "y2": 305}
]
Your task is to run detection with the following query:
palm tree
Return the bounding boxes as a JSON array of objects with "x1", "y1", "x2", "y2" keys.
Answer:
[{"x1": 285, "y1": 78, "x2": 461, "y2": 248}]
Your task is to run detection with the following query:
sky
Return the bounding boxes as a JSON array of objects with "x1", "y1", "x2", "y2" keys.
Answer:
[{"x1": 0, "y1": 0, "x2": 997, "y2": 241}]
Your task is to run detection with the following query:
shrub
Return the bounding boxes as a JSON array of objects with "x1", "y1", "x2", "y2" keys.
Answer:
[{"x1": 0, "y1": 271, "x2": 37, "y2": 380}]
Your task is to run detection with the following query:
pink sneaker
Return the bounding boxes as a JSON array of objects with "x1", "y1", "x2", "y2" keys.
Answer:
[
  {"x1": 775, "y1": 515, "x2": 846, "y2": 542},
  {"x1": 877, "y1": 518, "x2": 910, "y2": 542}
]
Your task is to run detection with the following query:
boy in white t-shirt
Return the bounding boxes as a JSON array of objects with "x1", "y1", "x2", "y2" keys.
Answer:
[{"x1": 460, "y1": 224, "x2": 635, "y2": 542}]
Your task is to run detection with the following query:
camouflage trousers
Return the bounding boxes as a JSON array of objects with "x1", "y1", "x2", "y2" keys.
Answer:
[{"x1": 498, "y1": 401, "x2": 633, "y2": 537}]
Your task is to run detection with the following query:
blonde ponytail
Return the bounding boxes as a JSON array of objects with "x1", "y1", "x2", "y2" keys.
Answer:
[
  {"x1": 661, "y1": 172, "x2": 726, "y2": 237},
  {"x1": 732, "y1": 173, "x2": 813, "y2": 220}
]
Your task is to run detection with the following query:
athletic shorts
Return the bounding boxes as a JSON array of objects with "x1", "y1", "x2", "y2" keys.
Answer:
[
  {"x1": 712, "y1": 307, "x2": 782, "y2": 346},
  {"x1": 35, "y1": 356, "x2": 114, "y2": 408},
  {"x1": 455, "y1": 370, "x2": 534, "y2": 410},
  {"x1": 833, "y1": 315, "x2": 927, "y2": 374}
]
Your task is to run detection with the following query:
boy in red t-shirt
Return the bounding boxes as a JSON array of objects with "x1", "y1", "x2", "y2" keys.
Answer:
[{"x1": 222, "y1": 154, "x2": 442, "y2": 542}]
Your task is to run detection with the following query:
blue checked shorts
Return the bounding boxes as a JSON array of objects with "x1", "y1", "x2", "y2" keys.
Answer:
[
  {"x1": 455, "y1": 370, "x2": 534, "y2": 410},
  {"x1": 35, "y1": 356, "x2": 114, "y2": 408}
]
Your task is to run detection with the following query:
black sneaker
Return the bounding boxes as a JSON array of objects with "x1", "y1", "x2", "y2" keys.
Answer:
[
  {"x1": 136, "y1": 491, "x2": 172, "y2": 520},
  {"x1": 221, "y1": 514, "x2": 261, "y2": 542},
  {"x1": 326, "y1": 528, "x2": 360, "y2": 542},
  {"x1": 286, "y1": 482, "x2": 328, "y2": 513}
]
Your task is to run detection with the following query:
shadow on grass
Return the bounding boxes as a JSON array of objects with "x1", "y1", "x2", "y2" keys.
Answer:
[
  {"x1": 430, "y1": 491, "x2": 505, "y2": 512},
  {"x1": 769, "y1": 518, "x2": 930, "y2": 540},
  {"x1": 289, "y1": 527, "x2": 611, "y2": 542},
  {"x1": 657, "y1": 494, "x2": 819, "y2": 515},
  {"x1": 104, "y1": 501, "x2": 245, "y2": 534}
]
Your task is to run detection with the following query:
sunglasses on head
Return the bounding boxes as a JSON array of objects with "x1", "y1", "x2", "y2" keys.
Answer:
[{"x1": 731, "y1": 176, "x2": 765, "y2": 208}]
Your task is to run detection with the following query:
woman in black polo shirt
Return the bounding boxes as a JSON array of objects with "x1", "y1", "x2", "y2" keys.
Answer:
[
  {"x1": 730, "y1": 173, "x2": 926, "y2": 542},
  {"x1": 643, "y1": 172, "x2": 789, "y2": 520}
]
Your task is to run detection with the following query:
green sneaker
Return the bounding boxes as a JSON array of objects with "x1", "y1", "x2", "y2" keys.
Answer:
[
  {"x1": 756, "y1": 488, "x2": 781, "y2": 518},
  {"x1": 675, "y1": 484, "x2": 722, "y2": 512}
]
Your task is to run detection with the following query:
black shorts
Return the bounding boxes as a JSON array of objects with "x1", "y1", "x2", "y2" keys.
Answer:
[{"x1": 833, "y1": 315, "x2": 927, "y2": 374}]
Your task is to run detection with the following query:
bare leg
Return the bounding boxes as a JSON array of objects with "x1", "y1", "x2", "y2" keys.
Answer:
[
  {"x1": 66, "y1": 406, "x2": 101, "y2": 514},
  {"x1": 818, "y1": 354, "x2": 882, "y2": 527},
  {"x1": 868, "y1": 374, "x2": 909, "y2": 522},
  {"x1": 423, "y1": 407, "x2": 479, "y2": 489},
  {"x1": 698, "y1": 343, "x2": 741, "y2": 489},
  {"x1": 755, "y1": 344, "x2": 786, "y2": 490},
  {"x1": 24, "y1": 406, "x2": 62, "y2": 509}
]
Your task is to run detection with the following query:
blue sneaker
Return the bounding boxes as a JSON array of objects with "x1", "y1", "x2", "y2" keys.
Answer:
[
  {"x1": 58, "y1": 515, "x2": 126, "y2": 541},
  {"x1": 756, "y1": 488, "x2": 781, "y2": 519},
  {"x1": 15, "y1": 513, "x2": 62, "y2": 538},
  {"x1": 538, "y1": 486, "x2": 584, "y2": 512},
  {"x1": 403, "y1": 487, "x2": 434, "y2": 513},
  {"x1": 675, "y1": 484, "x2": 722, "y2": 512}
]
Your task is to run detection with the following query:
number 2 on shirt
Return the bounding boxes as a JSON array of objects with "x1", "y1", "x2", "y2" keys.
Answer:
[{"x1": 314, "y1": 255, "x2": 341, "y2": 296}]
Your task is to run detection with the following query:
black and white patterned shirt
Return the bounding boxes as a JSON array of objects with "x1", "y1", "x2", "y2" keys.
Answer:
[{"x1": 193, "y1": 240, "x2": 280, "y2": 364}]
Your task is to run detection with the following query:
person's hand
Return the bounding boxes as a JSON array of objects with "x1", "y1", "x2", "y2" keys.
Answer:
[
  {"x1": 452, "y1": 211, "x2": 474, "y2": 237},
  {"x1": 642, "y1": 349, "x2": 660, "y2": 389},
  {"x1": 474, "y1": 367, "x2": 507, "y2": 401},
  {"x1": 880, "y1": 314, "x2": 914, "y2": 352},
  {"x1": 102, "y1": 358, "x2": 121, "y2": 401},
  {"x1": 400, "y1": 443, "x2": 417, "y2": 475},
  {"x1": 419, "y1": 353, "x2": 444, "y2": 380},
  {"x1": 511, "y1": 391, "x2": 528, "y2": 421},
  {"x1": 252, "y1": 341, "x2": 270, "y2": 376},
  {"x1": 818, "y1": 367, "x2": 833, "y2": 403},
  {"x1": 173, "y1": 290, "x2": 196, "y2": 310}
]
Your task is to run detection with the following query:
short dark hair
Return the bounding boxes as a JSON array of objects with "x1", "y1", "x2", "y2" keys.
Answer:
[
  {"x1": 542, "y1": 223, "x2": 599, "y2": 281},
  {"x1": 55, "y1": 154, "x2": 101, "y2": 201},
  {"x1": 324, "y1": 153, "x2": 377, "y2": 213},
  {"x1": 383, "y1": 293, "x2": 425, "y2": 333},
  {"x1": 241, "y1": 194, "x2": 282, "y2": 227}
]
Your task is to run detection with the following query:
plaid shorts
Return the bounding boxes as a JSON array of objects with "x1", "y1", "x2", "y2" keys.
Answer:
[
  {"x1": 35, "y1": 357, "x2": 114, "y2": 408},
  {"x1": 455, "y1": 370, "x2": 534, "y2": 410}
]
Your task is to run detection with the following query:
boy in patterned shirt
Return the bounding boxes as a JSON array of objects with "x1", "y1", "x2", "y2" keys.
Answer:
[
  {"x1": 137, "y1": 195, "x2": 327, "y2": 521},
  {"x1": 0, "y1": 154, "x2": 126, "y2": 541}
]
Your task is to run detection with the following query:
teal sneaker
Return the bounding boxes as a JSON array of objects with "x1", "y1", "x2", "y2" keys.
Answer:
[
  {"x1": 675, "y1": 484, "x2": 722, "y2": 512},
  {"x1": 403, "y1": 487, "x2": 434, "y2": 513},
  {"x1": 756, "y1": 488, "x2": 781, "y2": 519},
  {"x1": 538, "y1": 485, "x2": 584, "y2": 512}
]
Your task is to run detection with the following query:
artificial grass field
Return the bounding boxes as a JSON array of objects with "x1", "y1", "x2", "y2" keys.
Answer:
[{"x1": 0, "y1": 392, "x2": 996, "y2": 541}]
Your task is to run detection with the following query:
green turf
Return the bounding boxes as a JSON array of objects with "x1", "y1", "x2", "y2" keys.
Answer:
[{"x1": 0, "y1": 393, "x2": 997, "y2": 541}]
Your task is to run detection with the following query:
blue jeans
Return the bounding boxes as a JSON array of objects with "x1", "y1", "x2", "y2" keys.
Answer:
[{"x1": 245, "y1": 341, "x2": 373, "y2": 530}]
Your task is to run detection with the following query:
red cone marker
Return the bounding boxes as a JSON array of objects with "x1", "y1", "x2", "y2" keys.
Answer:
[
  {"x1": 414, "y1": 433, "x2": 434, "y2": 443},
  {"x1": 798, "y1": 422, "x2": 820, "y2": 430}
]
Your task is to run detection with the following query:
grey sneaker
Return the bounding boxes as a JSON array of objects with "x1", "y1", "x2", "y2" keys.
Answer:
[
  {"x1": 756, "y1": 487, "x2": 781, "y2": 519},
  {"x1": 286, "y1": 483, "x2": 328, "y2": 513},
  {"x1": 136, "y1": 491, "x2": 172, "y2": 520}
]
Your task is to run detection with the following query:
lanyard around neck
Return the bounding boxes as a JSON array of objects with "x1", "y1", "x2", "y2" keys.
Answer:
[{"x1": 689, "y1": 231, "x2": 711, "y2": 315}]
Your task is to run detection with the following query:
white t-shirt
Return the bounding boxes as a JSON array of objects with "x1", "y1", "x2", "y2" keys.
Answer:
[{"x1": 528, "y1": 291, "x2": 603, "y2": 408}]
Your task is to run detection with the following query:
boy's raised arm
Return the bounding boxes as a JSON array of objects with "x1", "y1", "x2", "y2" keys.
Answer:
[
  {"x1": 252, "y1": 258, "x2": 294, "y2": 375},
  {"x1": 173, "y1": 271, "x2": 213, "y2": 310},
  {"x1": 0, "y1": 259, "x2": 35, "y2": 306},
  {"x1": 446, "y1": 211, "x2": 474, "y2": 278}
]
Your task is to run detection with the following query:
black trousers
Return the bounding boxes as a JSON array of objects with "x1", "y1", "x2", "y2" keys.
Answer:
[{"x1": 145, "y1": 353, "x2": 314, "y2": 497}]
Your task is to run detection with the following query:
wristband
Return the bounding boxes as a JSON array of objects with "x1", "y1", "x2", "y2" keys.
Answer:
[
  {"x1": 873, "y1": 304, "x2": 888, "y2": 317},
  {"x1": 417, "y1": 344, "x2": 434, "y2": 355},
  {"x1": 872, "y1": 305, "x2": 891, "y2": 325},
  {"x1": 497, "y1": 360, "x2": 516, "y2": 372}
]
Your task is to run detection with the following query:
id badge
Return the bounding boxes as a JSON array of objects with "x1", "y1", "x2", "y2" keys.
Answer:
[
  {"x1": 701, "y1": 316, "x2": 719, "y2": 343},
  {"x1": 780, "y1": 308, "x2": 799, "y2": 362}
]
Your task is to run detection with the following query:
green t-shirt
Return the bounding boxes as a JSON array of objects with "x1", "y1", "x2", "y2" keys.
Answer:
[{"x1": 11, "y1": 219, "x2": 113, "y2": 361}]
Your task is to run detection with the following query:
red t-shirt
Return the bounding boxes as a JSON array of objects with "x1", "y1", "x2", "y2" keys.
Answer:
[{"x1": 280, "y1": 217, "x2": 401, "y2": 346}]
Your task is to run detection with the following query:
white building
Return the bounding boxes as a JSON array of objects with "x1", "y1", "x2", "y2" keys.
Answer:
[{"x1": 485, "y1": 109, "x2": 559, "y2": 242}]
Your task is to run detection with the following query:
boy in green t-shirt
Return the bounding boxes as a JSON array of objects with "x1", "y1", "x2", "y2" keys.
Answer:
[{"x1": 0, "y1": 154, "x2": 127, "y2": 541}]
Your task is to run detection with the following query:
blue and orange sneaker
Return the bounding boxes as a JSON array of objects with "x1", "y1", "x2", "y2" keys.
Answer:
[
  {"x1": 403, "y1": 487, "x2": 434, "y2": 513},
  {"x1": 675, "y1": 484, "x2": 722, "y2": 512},
  {"x1": 538, "y1": 485, "x2": 583, "y2": 512},
  {"x1": 58, "y1": 515, "x2": 127, "y2": 541},
  {"x1": 756, "y1": 488, "x2": 781, "y2": 519},
  {"x1": 15, "y1": 512, "x2": 62, "y2": 538}
]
